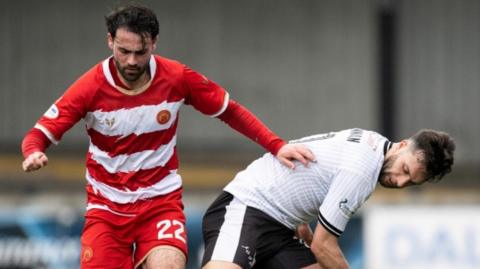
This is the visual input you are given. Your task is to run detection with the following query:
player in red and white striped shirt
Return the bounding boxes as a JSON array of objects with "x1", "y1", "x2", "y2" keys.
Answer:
[{"x1": 20, "y1": 4, "x2": 314, "y2": 269}]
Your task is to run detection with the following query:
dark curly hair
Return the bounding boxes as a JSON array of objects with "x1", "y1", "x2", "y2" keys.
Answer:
[
  {"x1": 409, "y1": 129, "x2": 455, "y2": 182},
  {"x1": 105, "y1": 3, "x2": 159, "y2": 39}
]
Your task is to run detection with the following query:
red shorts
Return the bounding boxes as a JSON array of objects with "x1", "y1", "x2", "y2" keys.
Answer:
[{"x1": 80, "y1": 188, "x2": 187, "y2": 269}]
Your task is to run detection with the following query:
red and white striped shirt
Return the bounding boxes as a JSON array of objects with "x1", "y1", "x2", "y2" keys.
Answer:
[{"x1": 34, "y1": 55, "x2": 229, "y2": 205}]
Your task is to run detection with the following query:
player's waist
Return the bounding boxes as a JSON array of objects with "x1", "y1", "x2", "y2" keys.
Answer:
[
  {"x1": 224, "y1": 188, "x2": 301, "y2": 230},
  {"x1": 85, "y1": 186, "x2": 183, "y2": 217},
  {"x1": 85, "y1": 169, "x2": 182, "y2": 204}
]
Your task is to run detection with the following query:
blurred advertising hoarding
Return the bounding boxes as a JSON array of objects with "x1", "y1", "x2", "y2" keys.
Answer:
[
  {"x1": 364, "y1": 205, "x2": 480, "y2": 269},
  {"x1": 0, "y1": 207, "x2": 82, "y2": 269},
  {"x1": 0, "y1": 205, "x2": 203, "y2": 269}
]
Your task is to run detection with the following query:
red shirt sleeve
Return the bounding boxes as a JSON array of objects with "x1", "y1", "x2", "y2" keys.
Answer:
[
  {"x1": 179, "y1": 64, "x2": 285, "y2": 154},
  {"x1": 217, "y1": 100, "x2": 286, "y2": 155},
  {"x1": 35, "y1": 66, "x2": 98, "y2": 143},
  {"x1": 22, "y1": 65, "x2": 98, "y2": 157},
  {"x1": 21, "y1": 128, "x2": 52, "y2": 158},
  {"x1": 182, "y1": 66, "x2": 228, "y2": 116}
]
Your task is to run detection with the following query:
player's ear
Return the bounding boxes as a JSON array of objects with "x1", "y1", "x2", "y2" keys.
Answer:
[
  {"x1": 152, "y1": 37, "x2": 157, "y2": 51},
  {"x1": 107, "y1": 33, "x2": 114, "y2": 50},
  {"x1": 398, "y1": 140, "x2": 409, "y2": 149}
]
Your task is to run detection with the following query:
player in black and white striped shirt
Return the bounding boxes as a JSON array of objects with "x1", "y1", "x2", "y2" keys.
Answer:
[{"x1": 202, "y1": 128, "x2": 455, "y2": 269}]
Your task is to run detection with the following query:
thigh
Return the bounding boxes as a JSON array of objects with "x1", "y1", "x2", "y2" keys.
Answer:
[
  {"x1": 134, "y1": 197, "x2": 187, "y2": 268},
  {"x1": 253, "y1": 238, "x2": 317, "y2": 269},
  {"x1": 203, "y1": 260, "x2": 242, "y2": 269},
  {"x1": 141, "y1": 246, "x2": 186, "y2": 269},
  {"x1": 202, "y1": 192, "x2": 258, "y2": 269},
  {"x1": 81, "y1": 216, "x2": 134, "y2": 269}
]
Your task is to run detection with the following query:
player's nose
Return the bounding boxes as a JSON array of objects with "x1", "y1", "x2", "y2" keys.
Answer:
[
  {"x1": 127, "y1": 54, "x2": 138, "y2": 66},
  {"x1": 396, "y1": 176, "x2": 412, "y2": 188}
]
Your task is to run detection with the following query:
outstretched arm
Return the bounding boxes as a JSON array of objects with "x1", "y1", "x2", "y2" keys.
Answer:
[
  {"x1": 217, "y1": 100, "x2": 315, "y2": 169},
  {"x1": 310, "y1": 223, "x2": 350, "y2": 269}
]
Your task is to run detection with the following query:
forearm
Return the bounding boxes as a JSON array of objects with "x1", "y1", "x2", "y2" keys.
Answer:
[
  {"x1": 312, "y1": 245, "x2": 349, "y2": 269},
  {"x1": 217, "y1": 100, "x2": 285, "y2": 155},
  {"x1": 21, "y1": 128, "x2": 51, "y2": 158},
  {"x1": 311, "y1": 242, "x2": 349, "y2": 269}
]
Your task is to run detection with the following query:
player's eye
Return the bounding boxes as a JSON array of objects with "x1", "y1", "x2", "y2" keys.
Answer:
[{"x1": 403, "y1": 165, "x2": 409, "y2": 174}]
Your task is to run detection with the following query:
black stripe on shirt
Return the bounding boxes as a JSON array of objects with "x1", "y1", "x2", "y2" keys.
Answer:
[{"x1": 318, "y1": 212, "x2": 342, "y2": 237}]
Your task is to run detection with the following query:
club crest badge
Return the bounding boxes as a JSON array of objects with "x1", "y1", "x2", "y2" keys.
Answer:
[
  {"x1": 156, "y1": 110, "x2": 171, "y2": 125},
  {"x1": 81, "y1": 246, "x2": 93, "y2": 263}
]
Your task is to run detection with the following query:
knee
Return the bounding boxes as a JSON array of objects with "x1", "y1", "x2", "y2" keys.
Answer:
[
  {"x1": 141, "y1": 247, "x2": 186, "y2": 269},
  {"x1": 202, "y1": 261, "x2": 242, "y2": 269}
]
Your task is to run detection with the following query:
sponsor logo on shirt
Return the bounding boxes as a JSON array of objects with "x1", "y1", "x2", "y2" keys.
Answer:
[
  {"x1": 339, "y1": 198, "x2": 355, "y2": 218},
  {"x1": 156, "y1": 110, "x2": 171, "y2": 125},
  {"x1": 44, "y1": 104, "x2": 59, "y2": 119},
  {"x1": 104, "y1": 118, "x2": 116, "y2": 128}
]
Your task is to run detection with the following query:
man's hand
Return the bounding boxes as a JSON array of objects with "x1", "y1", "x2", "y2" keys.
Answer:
[
  {"x1": 276, "y1": 143, "x2": 316, "y2": 169},
  {"x1": 22, "y1": 152, "x2": 48, "y2": 172},
  {"x1": 296, "y1": 223, "x2": 314, "y2": 246}
]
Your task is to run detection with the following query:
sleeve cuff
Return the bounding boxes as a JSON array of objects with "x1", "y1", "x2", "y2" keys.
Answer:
[{"x1": 318, "y1": 211, "x2": 343, "y2": 237}]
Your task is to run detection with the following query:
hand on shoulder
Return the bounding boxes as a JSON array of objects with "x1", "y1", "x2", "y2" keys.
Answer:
[{"x1": 276, "y1": 143, "x2": 316, "y2": 169}]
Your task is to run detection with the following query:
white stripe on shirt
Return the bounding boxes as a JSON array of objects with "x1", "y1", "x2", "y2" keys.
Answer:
[
  {"x1": 85, "y1": 101, "x2": 183, "y2": 138},
  {"x1": 89, "y1": 135, "x2": 177, "y2": 173},
  {"x1": 34, "y1": 123, "x2": 59, "y2": 144},
  {"x1": 86, "y1": 169, "x2": 182, "y2": 204},
  {"x1": 210, "y1": 92, "x2": 230, "y2": 118}
]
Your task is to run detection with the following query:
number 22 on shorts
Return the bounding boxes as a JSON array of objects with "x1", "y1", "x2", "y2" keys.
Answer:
[{"x1": 156, "y1": 219, "x2": 186, "y2": 243}]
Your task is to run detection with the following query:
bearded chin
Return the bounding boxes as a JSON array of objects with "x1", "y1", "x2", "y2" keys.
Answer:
[
  {"x1": 379, "y1": 155, "x2": 394, "y2": 183},
  {"x1": 114, "y1": 58, "x2": 148, "y2": 82},
  {"x1": 120, "y1": 66, "x2": 147, "y2": 82}
]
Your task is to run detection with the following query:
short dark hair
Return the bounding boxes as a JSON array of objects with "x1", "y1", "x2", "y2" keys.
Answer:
[
  {"x1": 105, "y1": 3, "x2": 159, "y2": 39},
  {"x1": 409, "y1": 129, "x2": 455, "y2": 182}
]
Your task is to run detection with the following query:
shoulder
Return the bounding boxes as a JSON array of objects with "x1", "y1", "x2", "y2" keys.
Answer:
[
  {"x1": 62, "y1": 61, "x2": 105, "y2": 101},
  {"x1": 336, "y1": 129, "x2": 385, "y2": 176},
  {"x1": 343, "y1": 129, "x2": 386, "y2": 154},
  {"x1": 73, "y1": 61, "x2": 107, "y2": 88},
  {"x1": 154, "y1": 55, "x2": 185, "y2": 74}
]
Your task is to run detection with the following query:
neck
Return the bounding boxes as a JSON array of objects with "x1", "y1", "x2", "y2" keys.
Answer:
[
  {"x1": 119, "y1": 71, "x2": 150, "y2": 90},
  {"x1": 384, "y1": 142, "x2": 397, "y2": 158}
]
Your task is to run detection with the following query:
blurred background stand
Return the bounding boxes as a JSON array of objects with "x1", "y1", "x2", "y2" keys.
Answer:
[{"x1": 1, "y1": 0, "x2": 479, "y2": 268}]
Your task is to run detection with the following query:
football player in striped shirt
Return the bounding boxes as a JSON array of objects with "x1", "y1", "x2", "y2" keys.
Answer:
[
  {"x1": 20, "y1": 4, "x2": 315, "y2": 269},
  {"x1": 202, "y1": 128, "x2": 455, "y2": 269}
]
